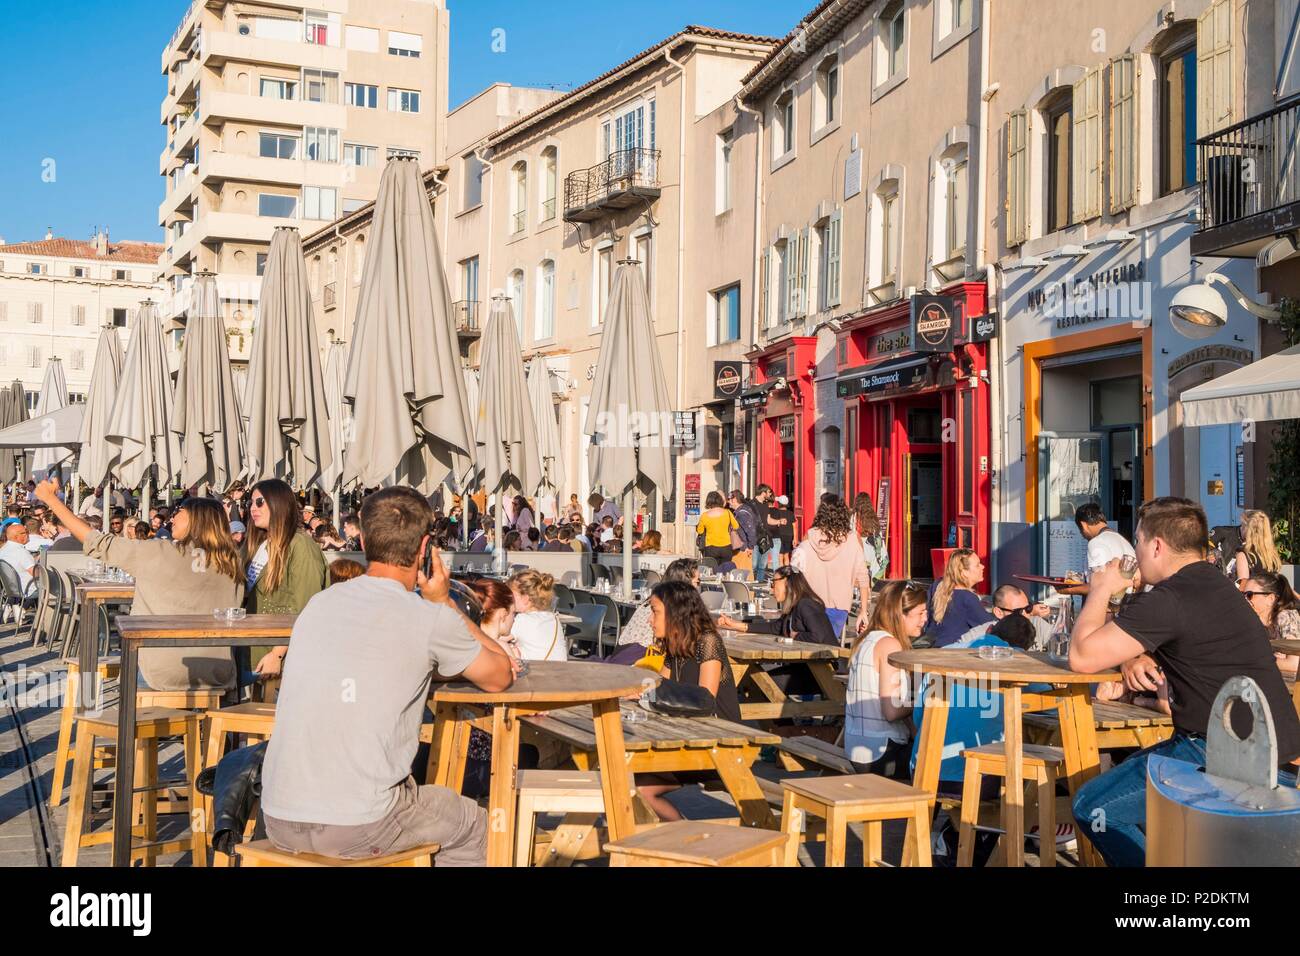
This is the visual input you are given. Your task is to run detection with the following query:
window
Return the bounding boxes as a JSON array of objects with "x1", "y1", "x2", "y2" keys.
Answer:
[
  {"x1": 788, "y1": 229, "x2": 810, "y2": 319},
  {"x1": 28, "y1": 303, "x2": 43, "y2": 324},
  {"x1": 511, "y1": 162, "x2": 528, "y2": 235},
  {"x1": 302, "y1": 69, "x2": 339, "y2": 104},
  {"x1": 717, "y1": 129, "x2": 734, "y2": 214},
  {"x1": 344, "y1": 25, "x2": 379, "y2": 52},
  {"x1": 304, "y1": 127, "x2": 340, "y2": 163},
  {"x1": 940, "y1": 0, "x2": 973, "y2": 39},
  {"x1": 460, "y1": 258, "x2": 480, "y2": 315},
  {"x1": 343, "y1": 198, "x2": 366, "y2": 215},
  {"x1": 113, "y1": 269, "x2": 129, "y2": 280},
  {"x1": 713, "y1": 285, "x2": 741, "y2": 345},
  {"x1": 303, "y1": 186, "x2": 337, "y2": 221},
  {"x1": 73, "y1": 266, "x2": 86, "y2": 278},
  {"x1": 594, "y1": 245, "x2": 614, "y2": 325},
  {"x1": 387, "y1": 88, "x2": 420, "y2": 113},
  {"x1": 1006, "y1": 111, "x2": 1029, "y2": 245},
  {"x1": 387, "y1": 147, "x2": 419, "y2": 161},
  {"x1": 1110, "y1": 55, "x2": 1138, "y2": 212},
  {"x1": 28, "y1": 346, "x2": 41, "y2": 368},
  {"x1": 879, "y1": 2, "x2": 906, "y2": 86},
  {"x1": 70, "y1": 304, "x2": 86, "y2": 326},
  {"x1": 259, "y1": 131, "x2": 299, "y2": 160},
  {"x1": 259, "y1": 193, "x2": 298, "y2": 218},
  {"x1": 765, "y1": 239, "x2": 790, "y2": 326},
  {"x1": 28, "y1": 262, "x2": 44, "y2": 275},
  {"x1": 540, "y1": 147, "x2": 558, "y2": 222},
  {"x1": 874, "y1": 182, "x2": 901, "y2": 292},
  {"x1": 1071, "y1": 68, "x2": 1102, "y2": 222},
  {"x1": 305, "y1": 11, "x2": 337, "y2": 47},
  {"x1": 507, "y1": 270, "x2": 526, "y2": 337},
  {"x1": 942, "y1": 148, "x2": 968, "y2": 259},
  {"x1": 633, "y1": 232, "x2": 654, "y2": 309},
  {"x1": 773, "y1": 91, "x2": 795, "y2": 160},
  {"x1": 464, "y1": 153, "x2": 485, "y2": 209},
  {"x1": 343, "y1": 142, "x2": 377, "y2": 167},
  {"x1": 111, "y1": 308, "x2": 127, "y2": 327},
  {"x1": 344, "y1": 82, "x2": 378, "y2": 109},
  {"x1": 601, "y1": 100, "x2": 653, "y2": 158},
  {"x1": 1045, "y1": 93, "x2": 1073, "y2": 234},
  {"x1": 819, "y1": 213, "x2": 842, "y2": 310},
  {"x1": 260, "y1": 77, "x2": 296, "y2": 100},
  {"x1": 71, "y1": 349, "x2": 85, "y2": 371},
  {"x1": 816, "y1": 57, "x2": 841, "y2": 130},
  {"x1": 256, "y1": 253, "x2": 267, "y2": 277},
  {"x1": 536, "y1": 261, "x2": 556, "y2": 341},
  {"x1": 1161, "y1": 34, "x2": 1198, "y2": 195},
  {"x1": 388, "y1": 31, "x2": 422, "y2": 58}
]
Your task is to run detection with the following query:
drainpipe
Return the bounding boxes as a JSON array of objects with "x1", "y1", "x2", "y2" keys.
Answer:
[
  {"x1": 475, "y1": 143, "x2": 496, "y2": 311},
  {"x1": 734, "y1": 92, "x2": 764, "y2": 500},
  {"x1": 665, "y1": 44, "x2": 688, "y2": 548}
]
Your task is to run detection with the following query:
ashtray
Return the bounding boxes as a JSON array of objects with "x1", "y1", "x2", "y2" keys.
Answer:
[
  {"x1": 213, "y1": 608, "x2": 247, "y2": 624},
  {"x1": 622, "y1": 709, "x2": 648, "y2": 725},
  {"x1": 977, "y1": 645, "x2": 1013, "y2": 661}
]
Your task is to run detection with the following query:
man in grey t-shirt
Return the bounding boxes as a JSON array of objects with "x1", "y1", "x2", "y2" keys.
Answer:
[{"x1": 261, "y1": 487, "x2": 516, "y2": 866}]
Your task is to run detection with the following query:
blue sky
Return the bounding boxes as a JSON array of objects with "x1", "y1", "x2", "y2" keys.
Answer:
[{"x1": 0, "y1": 1, "x2": 804, "y2": 246}]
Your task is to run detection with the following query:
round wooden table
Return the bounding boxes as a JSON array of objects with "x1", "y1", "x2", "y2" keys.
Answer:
[
  {"x1": 429, "y1": 661, "x2": 657, "y2": 867},
  {"x1": 888, "y1": 648, "x2": 1119, "y2": 868}
]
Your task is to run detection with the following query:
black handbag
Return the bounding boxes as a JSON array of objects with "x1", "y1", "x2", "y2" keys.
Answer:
[{"x1": 643, "y1": 677, "x2": 716, "y2": 717}]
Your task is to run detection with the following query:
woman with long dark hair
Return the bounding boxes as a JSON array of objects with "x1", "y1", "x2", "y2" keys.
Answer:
[
  {"x1": 511, "y1": 495, "x2": 536, "y2": 540},
  {"x1": 852, "y1": 491, "x2": 887, "y2": 582},
  {"x1": 245, "y1": 479, "x2": 328, "y2": 676},
  {"x1": 636, "y1": 580, "x2": 741, "y2": 820},
  {"x1": 1242, "y1": 571, "x2": 1300, "y2": 675},
  {"x1": 718, "y1": 566, "x2": 837, "y2": 645},
  {"x1": 34, "y1": 478, "x2": 244, "y2": 691}
]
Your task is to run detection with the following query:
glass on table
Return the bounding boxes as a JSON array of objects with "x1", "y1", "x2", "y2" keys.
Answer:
[{"x1": 213, "y1": 607, "x2": 247, "y2": 624}]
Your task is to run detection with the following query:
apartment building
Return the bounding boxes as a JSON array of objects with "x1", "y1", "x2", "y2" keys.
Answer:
[
  {"x1": 986, "y1": 0, "x2": 1269, "y2": 578},
  {"x1": 471, "y1": 27, "x2": 779, "y2": 550},
  {"x1": 158, "y1": 0, "x2": 450, "y2": 364},
  {"x1": 0, "y1": 231, "x2": 163, "y2": 406}
]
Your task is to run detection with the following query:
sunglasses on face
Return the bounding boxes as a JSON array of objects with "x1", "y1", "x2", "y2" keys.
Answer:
[
  {"x1": 1242, "y1": 590, "x2": 1271, "y2": 600},
  {"x1": 997, "y1": 605, "x2": 1030, "y2": 615},
  {"x1": 251, "y1": 497, "x2": 267, "y2": 508}
]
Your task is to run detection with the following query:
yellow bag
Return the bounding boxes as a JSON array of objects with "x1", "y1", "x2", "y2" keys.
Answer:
[{"x1": 635, "y1": 643, "x2": 666, "y2": 673}]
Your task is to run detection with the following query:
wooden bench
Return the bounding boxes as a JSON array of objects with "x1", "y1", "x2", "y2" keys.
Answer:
[
  {"x1": 958, "y1": 743, "x2": 1064, "y2": 868},
  {"x1": 1024, "y1": 700, "x2": 1173, "y2": 751},
  {"x1": 203, "y1": 702, "x2": 277, "y2": 866},
  {"x1": 515, "y1": 770, "x2": 608, "y2": 868},
  {"x1": 605, "y1": 821, "x2": 788, "y2": 867},
  {"x1": 776, "y1": 735, "x2": 856, "y2": 775},
  {"x1": 780, "y1": 774, "x2": 933, "y2": 867},
  {"x1": 235, "y1": 840, "x2": 438, "y2": 867}
]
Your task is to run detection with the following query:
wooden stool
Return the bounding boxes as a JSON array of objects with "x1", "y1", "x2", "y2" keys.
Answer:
[
  {"x1": 515, "y1": 770, "x2": 608, "y2": 867},
  {"x1": 604, "y1": 821, "x2": 788, "y2": 867},
  {"x1": 235, "y1": 839, "x2": 439, "y2": 867},
  {"x1": 957, "y1": 743, "x2": 1064, "y2": 868},
  {"x1": 62, "y1": 707, "x2": 204, "y2": 867},
  {"x1": 780, "y1": 774, "x2": 933, "y2": 867},
  {"x1": 50, "y1": 659, "x2": 121, "y2": 807},
  {"x1": 202, "y1": 702, "x2": 276, "y2": 866}
]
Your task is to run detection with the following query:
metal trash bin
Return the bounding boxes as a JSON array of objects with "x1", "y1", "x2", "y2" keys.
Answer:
[{"x1": 1147, "y1": 676, "x2": 1300, "y2": 866}]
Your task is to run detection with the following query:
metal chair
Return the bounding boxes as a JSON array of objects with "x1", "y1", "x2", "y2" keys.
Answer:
[
  {"x1": 39, "y1": 565, "x2": 67, "y2": 651},
  {"x1": 699, "y1": 590, "x2": 724, "y2": 611},
  {"x1": 447, "y1": 580, "x2": 483, "y2": 625},
  {"x1": 30, "y1": 564, "x2": 59, "y2": 648},
  {"x1": 641, "y1": 569, "x2": 661, "y2": 587},
  {"x1": 560, "y1": 571, "x2": 581, "y2": 588},
  {"x1": 722, "y1": 580, "x2": 752, "y2": 606},
  {"x1": 0, "y1": 559, "x2": 34, "y2": 633},
  {"x1": 52, "y1": 569, "x2": 80, "y2": 657},
  {"x1": 697, "y1": 557, "x2": 719, "y2": 572},
  {"x1": 553, "y1": 584, "x2": 577, "y2": 611},
  {"x1": 590, "y1": 563, "x2": 610, "y2": 586},
  {"x1": 588, "y1": 593, "x2": 622, "y2": 649},
  {"x1": 564, "y1": 604, "x2": 607, "y2": 658}
]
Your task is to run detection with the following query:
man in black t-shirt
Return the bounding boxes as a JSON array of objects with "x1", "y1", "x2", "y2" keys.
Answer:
[{"x1": 1069, "y1": 497, "x2": 1300, "y2": 867}]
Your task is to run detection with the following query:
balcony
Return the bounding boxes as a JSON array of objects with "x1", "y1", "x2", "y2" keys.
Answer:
[
  {"x1": 201, "y1": 89, "x2": 346, "y2": 130},
  {"x1": 1192, "y1": 99, "x2": 1300, "y2": 258},
  {"x1": 563, "y1": 148, "x2": 661, "y2": 223},
  {"x1": 453, "y1": 300, "x2": 481, "y2": 337},
  {"x1": 204, "y1": 30, "x2": 347, "y2": 72}
]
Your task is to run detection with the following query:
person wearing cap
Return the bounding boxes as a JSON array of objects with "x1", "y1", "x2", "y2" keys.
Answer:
[
  {"x1": 0, "y1": 519, "x2": 37, "y2": 595},
  {"x1": 770, "y1": 494, "x2": 796, "y2": 568},
  {"x1": 230, "y1": 520, "x2": 247, "y2": 547}
]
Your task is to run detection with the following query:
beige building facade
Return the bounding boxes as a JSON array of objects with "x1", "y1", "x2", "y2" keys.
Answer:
[
  {"x1": 0, "y1": 232, "x2": 164, "y2": 404},
  {"x1": 158, "y1": 0, "x2": 450, "y2": 364}
]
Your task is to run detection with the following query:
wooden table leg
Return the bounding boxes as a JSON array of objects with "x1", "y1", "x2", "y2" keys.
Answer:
[
  {"x1": 711, "y1": 744, "x2": 777, "y2": 829},
  {"x1": 903, "y1": 675, "x2": 950, "y2": 867},
  {"x1": 1001, "y1": 684, "x2": 1025, "y2": 868},
  {"x1": 590, "y1": 698, "x2": 637, "y2": 847},
  {"x1": 1056, "y1": 683, "x2": 1104, "y2": 867},
  {"x1": 809, "y1": 662, "x2": 847, "y2": 703},
  {"x1": 485, "y1": 704, "x2": 521, "y2": 867},
  {"x1": 428, "y1": 702, "x2": 470, "y2": 792},
  {"x1": 111, "y1": 637, "x2": 139, "y2": 867}
]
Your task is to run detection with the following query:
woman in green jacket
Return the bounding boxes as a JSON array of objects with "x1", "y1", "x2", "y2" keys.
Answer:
[{"x1": 245, "y1": 478, "x2": 328, "y2": 676}]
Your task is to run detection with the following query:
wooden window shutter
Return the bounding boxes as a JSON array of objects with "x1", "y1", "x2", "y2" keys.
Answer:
[
  {"x1": 1072, "y1": 67, "x2": 1103, "y2": 222},
  {"x1": 1198, "y1": 0, "x2": 1234, "y2": 137},
  {"x1": 1006, "y1": 111, "x2": 1028, "y2": 246},
  {"x1": 1109, "y1": 54, "x2": 1138, "y2": 212}
]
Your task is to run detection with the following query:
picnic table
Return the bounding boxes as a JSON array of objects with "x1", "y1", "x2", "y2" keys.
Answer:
[
  {"x1": 428, "y1": 661, "x2": 654, "y2": 867},
  {"x1": 71, "y1": 580, "x2": 135, "y2": 708},
  {"x1": 721, "y1": 631, "x2": 849, "y2": 724},
  {"x1": 1024, "y1": 699, "x2": 1174, "y2": 750},
  {"x1": 110, "y1": 614, "x2": 297, "y2": 867},
  {"x1": 889, "y1": 648, "x2": 1119, "y2": 868},
  {"x1": 520, "y1": 699, "x2": 779, "y2": 831}
]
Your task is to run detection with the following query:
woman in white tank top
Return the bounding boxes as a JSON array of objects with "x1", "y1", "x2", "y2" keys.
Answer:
[{"x1": 845, "y1": 580, "x2": 930, "y2": 776}]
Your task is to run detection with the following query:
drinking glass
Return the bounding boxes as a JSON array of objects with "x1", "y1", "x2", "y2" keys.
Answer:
[{"x1": 1110, "y1": 555, "x2": 1139, "y2": 607}]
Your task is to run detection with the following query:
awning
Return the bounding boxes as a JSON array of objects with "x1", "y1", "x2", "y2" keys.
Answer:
[
  {"x1": 738, "y1": 381, "x2": 779, "y2": 409},
  {"x1": 0, "y1": 403, "x2": 85, "y2": 449},
  {"x1": 1181, "y1": 345, "x2": 1300, "y2": 427},
  {"x1": 837, "y1": 355, "x2": 932, "y2": 400}
]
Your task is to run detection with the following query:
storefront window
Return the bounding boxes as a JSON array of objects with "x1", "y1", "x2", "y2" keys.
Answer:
[
  {"x1": 908, "y1": 407, "x2": 942, "y2": 444},
  {"x1": 961, "y1": 389, "x2": 974, "y2": 513},
  {"x1": 1091, "y1": 375, "x2": 1141, "y2": 428}
]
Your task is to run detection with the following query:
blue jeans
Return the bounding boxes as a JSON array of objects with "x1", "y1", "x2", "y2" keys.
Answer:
[
  {"x1": 755, "y1": 540, "x2": 782, "y2": 582},
  {"x1": 1072, "y1": 734, "x2": 1207, "y2": 867}
]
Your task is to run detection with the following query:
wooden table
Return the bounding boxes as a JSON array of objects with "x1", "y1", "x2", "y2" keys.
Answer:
[
  {"x1": 110, "y1": 614, "x2": 296, "y2": 867},
  {"x1": 428, "y1": 661, "x2": 655, "y2": 867},
  {"x1": 721, "y1": 631, "x2": 849, "y2": 724},
  {"x1": 521, "y1": 700, "x2": 779, "y2": 831},
  {"x1": 1025, "y1": 700, "x2": 1174, "y2": 751},
  {"x1": 72, "y1": 580, "x2": 135, "y2": 711},
  {"x1": 1273, "y1": 639, "x2": 1300, "y2": 657},
  {"x1": 889, "y1": 648, "x2": 1119, "y2": 868}
]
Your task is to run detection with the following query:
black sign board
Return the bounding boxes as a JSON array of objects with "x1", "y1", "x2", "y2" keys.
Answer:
[
  {"x1": 739, "y1": 383, "x2": 774, "y2": 409},
  {"x1": 836, "y1": 358, "x2": 931, "y2": 399},
  {"x1": 713, "y1": 362, "x2": 743, "y2": 402},
  {"x1": 967, "y1": 313, "x2": 998, "y2": 344},
  {"x1": 911, "y1": 294, "x2": 957, "y2": 353}
]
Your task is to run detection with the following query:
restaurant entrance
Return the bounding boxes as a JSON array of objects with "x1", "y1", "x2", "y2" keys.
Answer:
[{"x1": 900, "y1": 401, "x2": 944, "y2": 578}]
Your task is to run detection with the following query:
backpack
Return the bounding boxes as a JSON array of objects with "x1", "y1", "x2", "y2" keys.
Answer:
[{"x1": 862, "y1": 533, "x2": 887, "y2": 582}]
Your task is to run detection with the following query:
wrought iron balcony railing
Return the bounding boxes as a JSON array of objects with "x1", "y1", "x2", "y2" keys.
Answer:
[
  {"x1": 564, "y1": 148, "x2": 661, "y2": 222},
  {"x1": 1196, "y1": 99, "x2": 1300, "y2": 242},
  {"x1": 453, "y1": 300, "x2": 481, "y2": 335}
]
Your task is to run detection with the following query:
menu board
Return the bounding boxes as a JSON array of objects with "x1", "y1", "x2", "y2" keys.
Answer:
[
  {"x1": 684, "y1": 473, "x2": 702, "y2": 524},
  {"x1": 1046, "y1": 520, "x2": 1118, "y2": 579}
]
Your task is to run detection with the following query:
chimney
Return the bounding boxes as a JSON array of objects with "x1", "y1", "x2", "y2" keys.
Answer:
[
  {"x1": 45, "y1": 226, "x2": 53, "y2": 241},
  {"x1": 92, "y1": 229, "x2": 109, "y2": 257}
]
